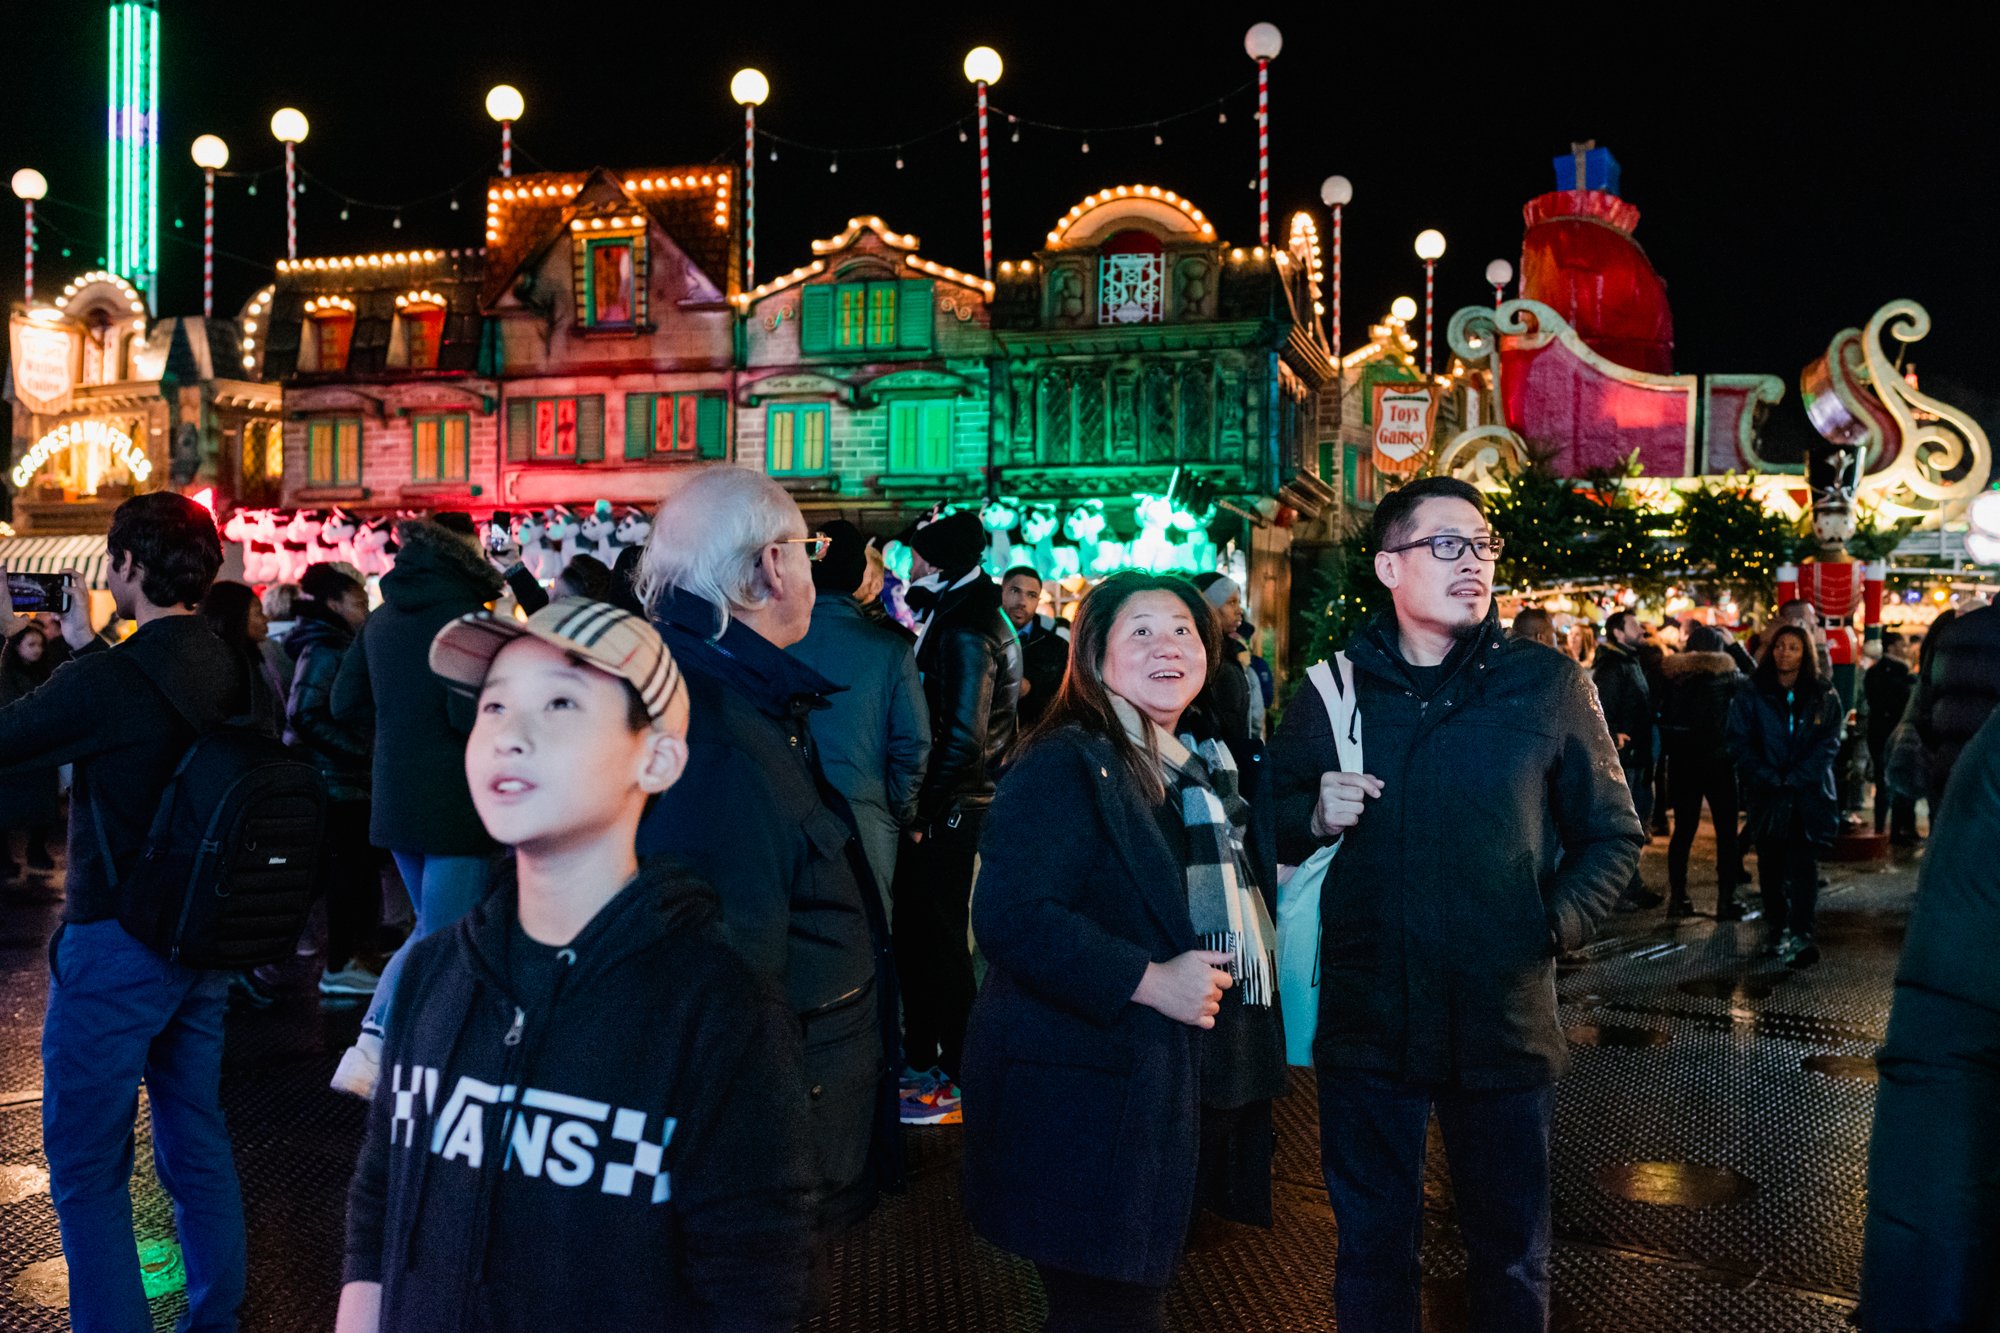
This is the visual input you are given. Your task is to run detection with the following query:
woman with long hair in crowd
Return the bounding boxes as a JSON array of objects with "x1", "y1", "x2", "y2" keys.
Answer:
[
  {"x1": 1727, "y1": 622, "x2": 1844, "y2": 967},
  {"x1": 0, "y1": 624, "x2": 61, "y2": 880},
  {"x1": 962, "y1": 571, "x2": 1285, "y2": 1332},
  {"x1": 198, "y1": 580, "x2": 286, "y2": 740}
]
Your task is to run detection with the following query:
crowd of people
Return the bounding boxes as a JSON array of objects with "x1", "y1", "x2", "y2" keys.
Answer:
[{"x1": 0, "y1": 471, "x2": 1997, "y2": 1331}]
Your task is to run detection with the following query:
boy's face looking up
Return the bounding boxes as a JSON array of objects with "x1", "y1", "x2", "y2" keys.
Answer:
[{"x1": 467, "y1": 636, "x2": 687, "y2": 854}]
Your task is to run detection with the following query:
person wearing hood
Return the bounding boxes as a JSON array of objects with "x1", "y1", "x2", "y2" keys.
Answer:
[
  {"x1": 1, "y1": 495, "x2": 253, "y2": 1333},
  {"x1": 1268, "y1": 477, "x2": 1642, "y2": 1330},
  {"x1": 1659, "y1": 624, "x2": 1748, "y2": 918},
  {"x1": 789, "y1": 521, "x2": 931, "y2": 921},
  {"x1": 286, "y1": 564, "x2": 381, "y2": 996},
  {"x1": 337, "y1": 599, "x2": 816, "y2": 1333},
  {"x1": 893, "y1": 507, "x2": 1021, "y2": 1107},
  {"x1": 331, "y1": 514, "x2": 504, "y2": 1098},
  {"x1": 634, "y1": 467, "x2": 897, "y2": 1240}
]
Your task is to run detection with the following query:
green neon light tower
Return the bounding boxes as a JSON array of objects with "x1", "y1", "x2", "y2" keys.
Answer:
[{"x1": 107, "y1": 0, "x2": 159, "y2": 311}]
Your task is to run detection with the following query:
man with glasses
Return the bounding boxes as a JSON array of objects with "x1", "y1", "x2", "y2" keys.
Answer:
[{"x1": 1271, "y1": 475, "x2": 1643, "y2": 1331}]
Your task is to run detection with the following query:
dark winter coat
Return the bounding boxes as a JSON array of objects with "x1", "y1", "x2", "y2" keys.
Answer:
[
  {"x1": 1269, "y1": 608, "x2": 1644, "y2": 1087},
  {"x1": 1013, "y1": 616, "x2": 1071, "y2": 733},
  {"x1": 0, "y1": 647, "x2": 59, "y2": 827},
  {"x1": 1726, "y1": 673, "x2": 1844, "y2": 849},
  {"x1": 789, "y1": 595, "x2": 931, "y2": 906},
  {"x1": 963, "y1": 725, "x2": 1278, "y2": 1287},
  {"x1": 1592, "y1": 639, "x2": 1654, "y2": 768},
  {"x1": 343, "y1": 858, "x2": 817, "y2": 1332},
  {"x1": 1861, "y1": 655, "x2": 1915, "y2": 755},
  {"x1": 0, "y1": 617, "x2": 244, "y2": 924},
  {"x1": 1913, "y1": 603, "x2": 2000, "y2": 810},
  {"x1": 1658, "y1": 650, "x2": 1744, "y2": 764},
  {"x1": 283, "y1": 604, "x2": 370, "y2": 804},
  {"x1": 913, "y1": 572, "x2": 1022, "y2": 825},
  {"x1": 332, "y1": 521, "x2": 502, "y2": 855},
  {"x1": 637, "y1": 585, "x2": 897, "y2": 1228}
]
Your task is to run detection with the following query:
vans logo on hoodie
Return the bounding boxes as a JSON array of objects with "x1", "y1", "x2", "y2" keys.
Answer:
[{"x1": 391, "y1": 1063, "x2": 679, "y2": 1204}]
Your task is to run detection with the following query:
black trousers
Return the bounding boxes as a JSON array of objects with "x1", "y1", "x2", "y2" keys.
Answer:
[
  {"x1": 1755, "y1": 815, "x2": 1820, "y2": 939},
  {"x1": 892, "y1": 808, "x2": 983, "y2": 1080},
  {"x1": 321, "y1": 800, "x2": 381, "y2": 971},
  {"x1": 1036, "y1": 1265, "x2": 1167, "y2": 1333},
  {"x1": 1666, "y1": 753, "x2": 1739, "y2": 904}
]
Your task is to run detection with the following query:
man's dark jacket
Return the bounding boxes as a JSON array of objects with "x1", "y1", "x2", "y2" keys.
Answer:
[
  {"x1": 1658, "y1": 650, "x2": 1743, "y2": 763},
  {"x1": 1592, "y1": 639, "x2": 1654, "y2": 768},
  {"x1": 1013, "y1": 615, "x2": 1070, "y2": 733},
  {"x1": 1270, "y1": 609, "x2": 1643, "y2": 1087},
  {"x1": 637, "y1": 585, "x2": 899, "y2": 1227},
  {"x1": 1913, "y1": 602, "x2": 2000, "y2": 810},
  {"x1": 1862, "y1": 654, "x2": 1915, "y2": 755},
  {"x1": 283, "y1": 602, "x2": 370, "y2": 803},
  {"x1": 333, "y1": 520, "x2": 501, "y2": 855},
  {"x1": 0, "y1": 617, "x2": 242, "y2": 924},
  {"x1": 343, "y1": 859, "x2": 816, "y2": 1332},
  {"x1": 913, "y1": 571, "x2": 1021, "y2": 825}
]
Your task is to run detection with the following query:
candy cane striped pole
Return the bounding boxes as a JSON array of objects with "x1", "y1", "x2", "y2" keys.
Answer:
[
  {"x1": 743, "y1": 103, "x2": 755, "y2": 288},
  {"x1": 501, "y1": 121, "x2": 513, "y2": 178},
  {"x1": 202, "y1": 169, "x2": 214, "y2": 317},
  {"x1": 1331, "y1": 203, "x2": 1343, "y2": 360},
  {"x1": 977, "y1": 80, "x2": 992, "y2": 281},
  {"x1": 283, "y1": 141, "x2": 298, "y2": 261},
  {"x1": 1257, "y1": 58, "x2": 1270, "y2": 246},
  {"x1": 1424, "y1": 258, "x2": 1436, "y2": 375},
  {"x1": 21, "y1": 199, "x2": 33, "y2": 303}
]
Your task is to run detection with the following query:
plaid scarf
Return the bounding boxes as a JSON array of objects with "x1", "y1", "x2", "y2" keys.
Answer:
[{"x1": 1113, "y1": 698, "x2": 1275, "y2": 1007}]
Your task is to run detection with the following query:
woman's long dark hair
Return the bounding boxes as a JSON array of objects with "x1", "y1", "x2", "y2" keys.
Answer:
[
  {"x1": 198, "y1": 580, "x2": 261, "y2": 650},
  {"x1": 1023, "y1": 571, "x2": 1220, "y2": 805},
  {"x1": 1753, "y1": 623, "x2": 1820, "y2": 693},
  {"x1": 2, "y1": 624, "x2": 52, "y2": 685}
]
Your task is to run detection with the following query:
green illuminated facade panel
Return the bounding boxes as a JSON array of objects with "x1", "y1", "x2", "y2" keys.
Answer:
[{"x1": 107, "y1": 1, "x2": 160, "y2": 310}]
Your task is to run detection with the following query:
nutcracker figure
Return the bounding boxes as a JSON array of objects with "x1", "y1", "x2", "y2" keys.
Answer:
[{"x1": 1775, "y1": 450, "x2": 1884, "y2": 707}]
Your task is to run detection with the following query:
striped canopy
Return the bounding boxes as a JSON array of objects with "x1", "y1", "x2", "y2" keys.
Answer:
[{"x1": 0, "y1": 534, "x2": 112, "y2": 589}]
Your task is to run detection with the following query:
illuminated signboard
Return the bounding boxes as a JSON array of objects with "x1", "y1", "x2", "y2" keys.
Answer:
[{"x1": 11, "y1": 420, "x2": 153, "y2": 489}]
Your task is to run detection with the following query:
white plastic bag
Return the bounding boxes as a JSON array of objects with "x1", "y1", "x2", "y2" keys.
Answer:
[{"x1": 1277, "y1": 652, "x2": 1361, "y2": 1066}]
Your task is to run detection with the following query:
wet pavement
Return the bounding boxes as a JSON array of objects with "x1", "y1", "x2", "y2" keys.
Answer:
[{"x1": 0, "y1": 815, "x2": 1917, "y2": 1330}]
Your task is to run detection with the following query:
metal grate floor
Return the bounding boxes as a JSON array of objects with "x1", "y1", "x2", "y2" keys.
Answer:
[{"x1": 0, "y1": 819, "x2": 1915, "y2": 1329}]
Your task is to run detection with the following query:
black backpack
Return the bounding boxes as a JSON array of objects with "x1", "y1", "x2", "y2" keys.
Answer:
[{"x1": 99, "y1": 686, "x2": 329, "y2": 969}]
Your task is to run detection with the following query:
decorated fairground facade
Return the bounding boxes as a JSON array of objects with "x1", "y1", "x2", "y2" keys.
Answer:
[
  {"x1": 734, "y1": 216, "x2": 995, "y2": 527},
  {"x1": 4, "y1": 272, "x2": 281, "y2": 552}
]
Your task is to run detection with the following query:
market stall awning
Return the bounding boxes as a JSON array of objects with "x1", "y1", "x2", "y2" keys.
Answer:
[{"x1": 0, "y1": 534, "x2": 112, "y2": 588}]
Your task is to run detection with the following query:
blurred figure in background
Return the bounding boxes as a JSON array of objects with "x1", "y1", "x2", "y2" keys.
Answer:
[
  {"x1": 1509, "y1": 607, "x2": 1560, "y2": 650},
  {"x1": 1659, "y1": 625, "x2": 1746, "y2": 918},
  {"x1": 0, "y1": 625, "x2": 60, "y2": 880},
  {"x1": 1000, "y1": 565, "x2": 1070, "y2": 735},
  {"x1": 199, "y1": 580, "x2": 286, "y2": 739},
  {"x1": 1863, "y1": 632, "x2": 1921, "y2": 845}
]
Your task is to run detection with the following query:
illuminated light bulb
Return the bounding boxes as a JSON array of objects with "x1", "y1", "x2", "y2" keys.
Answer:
[
  {"x1": 269, "y1": 107, "x2": 309, "y2": 143},
  {"x1": 485, "y1": 84, "x2": 525, "y2": 124},
  {"x1": 190, "y1": 135, "x2": 229, "y2": 171},
  {"x1": 963, "y1": 46, "x2": 1003, "y2": 85},
  {"x1": 1414, "y1": 229, "x2": 1446, "y2": 261},
  {"x1": 730, "y1": 68, "x2": 770, "y2": 106},
  {"x1": 1391, "y1": 296, "x2": 1418, "y2": 321}
]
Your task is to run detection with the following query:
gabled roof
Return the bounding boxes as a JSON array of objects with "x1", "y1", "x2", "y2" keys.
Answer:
[
  {"x1": 264, "y1": 249, "x2": 487, "y2": 380},
  {"x1": 738, "y1": 215, "x2": 992, "y2": 310},
  {"x1": 480, "y1": 167, "x2": 734, "y2": 308}
]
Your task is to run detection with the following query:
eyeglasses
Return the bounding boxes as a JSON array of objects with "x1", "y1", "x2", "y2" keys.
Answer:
[
  {"x1": 1383, "y1": 534, "x2": 1504, "y2": 562},
  {"x1": 780, "y1": 534, "x2": 831, "y2": 562}
]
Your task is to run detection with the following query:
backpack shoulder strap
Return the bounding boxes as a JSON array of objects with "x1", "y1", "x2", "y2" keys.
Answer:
[{"x1": 1304, "y1": 651, "x2": 1363, "y2": 773}]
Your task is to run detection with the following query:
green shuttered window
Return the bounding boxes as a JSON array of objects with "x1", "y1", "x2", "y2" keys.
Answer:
[
  {"x1": 621, "y1": 392, "x2": 728, "y2": 462},
  {"x1": 411, "y1": 413, "x2": 470, "y2": 483},
  {"x1": 306, "y1": 417, "x2": 363, "y2": 488},
  {"x1": 798, "y1": 279, "x2": 932, "y2": 354},
  {"x1": 887, "y1": 399, "x2": 953, "y2": 474},
  {"x1": 768, "y1": 404, "x2": 829, "y2": 475},
  {"x1": 504, "y1": 395, "x2": 606, "y2": 463}
]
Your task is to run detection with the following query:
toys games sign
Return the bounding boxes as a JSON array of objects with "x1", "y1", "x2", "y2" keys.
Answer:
[{"x1": 1371, "y1": 384, "x2": 1438, "y2": 478}]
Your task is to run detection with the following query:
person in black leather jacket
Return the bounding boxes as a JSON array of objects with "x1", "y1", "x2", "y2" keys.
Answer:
[{"x1": 894, "y1": 509, "x2": 1021, "y2": 1088}]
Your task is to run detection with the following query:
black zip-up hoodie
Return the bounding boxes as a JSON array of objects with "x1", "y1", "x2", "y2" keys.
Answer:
[{"x1": 343, "y1": 857, "x2": 817, "y2": 1331}]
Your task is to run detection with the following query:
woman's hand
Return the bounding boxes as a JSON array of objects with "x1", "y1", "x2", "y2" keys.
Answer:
[{"x1": 1133, "y1": 950, "x2": 1234, "y2": 1028}]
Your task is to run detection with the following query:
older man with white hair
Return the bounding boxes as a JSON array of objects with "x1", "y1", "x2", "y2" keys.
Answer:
[{"x1": 634, "y1": 466, "x2": 896, "y2": 1242}]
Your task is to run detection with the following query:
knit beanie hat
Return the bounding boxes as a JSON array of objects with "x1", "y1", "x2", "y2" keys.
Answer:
[
  {"x1": 1192, "y1": 571, "x2": 1240, "y2": 609},
  {"x1": 811, "y1": 520, "x2": 870, "y2": 595},
  {"x1": 906, "y1": 510, "x2": 986, "y2": 572}
]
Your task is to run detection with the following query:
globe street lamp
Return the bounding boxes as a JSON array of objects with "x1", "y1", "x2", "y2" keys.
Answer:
[
  {"x1": 11, "y1": 168, "x2": 47, "y2": 302},
  {"x1": 190, "y1": 135, "x2": 229, "y2": 317},
  {"x1": 963, "y1": 46, "x2": 1003, "y2": 281},
  {"x1": 1485, "y1": 257, "x2": 1514, "y2": 309},
  {"x1": 1245, "y1": 23, "x2": 1282, "y2": 245},
  {"x1": 485, "y1": 84, "x2": 524, "y2": 178},
  {"x1": 269, "y1": 108, "x2": 309, "y2": 260},
  {"x1": 1320, "y1": 175, "x2": 1351, "y2": 359},
  {"x1": 730, "y1": 69, "x2": 769, "y2": 288},
  {"x1": 1391, "y1": 295, "x2": 1418, "y2": 323},
  {"x1": 1414, "y1": 228, "x2": 1447, "y2": 374}
]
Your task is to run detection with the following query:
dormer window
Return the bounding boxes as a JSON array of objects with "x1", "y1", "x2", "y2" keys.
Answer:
[
  {"x1": 1098, "y1": 230, "x2": 1164, "y2": 325},
  {"x1": 304, "y1": 296, "x2": 357, "y2": 371},
  {"x1": 395, "y1": 290, "x2": 447, "y2": 370},
  {"x1": 587, "y1": 239, "x2": 634, "y2": 325},
  {"x1": 568, "y1": 213, "x2": 650, "y2": 331}
]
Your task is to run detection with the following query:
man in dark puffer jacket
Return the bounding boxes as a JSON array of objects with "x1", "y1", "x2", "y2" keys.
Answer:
[{"x1": 1912, "y1": 599, "x2": 2000, "y2": 820}]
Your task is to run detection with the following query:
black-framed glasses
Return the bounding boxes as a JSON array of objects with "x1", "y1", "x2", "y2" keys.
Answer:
[
  {"x1": 781, "y1": 534, "x2": 832, "y2": 562},
  {"x1": 1383, "y1": 534, "x2": 1504, "y2": 562}
]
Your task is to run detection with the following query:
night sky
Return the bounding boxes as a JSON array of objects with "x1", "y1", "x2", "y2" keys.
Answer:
[{"x1": 7, "y1": 5, "x2": 1997, "y2": 452}]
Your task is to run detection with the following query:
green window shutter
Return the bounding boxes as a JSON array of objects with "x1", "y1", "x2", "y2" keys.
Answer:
[
  {"x1": 865, "y1": 283, "x2": 897, "y2": 349},
  {"x1": 888, "y1": 401, "x2": 916, "y2": 473},
  {"x1": 625, "y1": 394, "x2": 654, "y2": 460},
  {"x1": 507, "y1": 399, "x2": 533, "y2": 462},
  {"x1": 768, "y1": 406, "x2": 796, "y2": 474},
  {"x1": 920, "y1": 401, "x2": 952, "y2": 472},
  {"x1": 575, "y1": 395, "x2": 605, "y2": 462},
  {"x1": 896, "y1": 279, "x2": 933, "y2": 351},
  {"x1": 836, "y1": 284, "x2": 867, "y2": 349},
  {"x1": 696, "y1": 394, "x2": 727, "y2": 460},
  {"x1": 799, "y1": 286, "x2": 834, "y2": 354}
]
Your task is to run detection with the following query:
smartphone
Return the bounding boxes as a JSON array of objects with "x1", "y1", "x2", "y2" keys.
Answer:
[{"x1": 5, "y1": 572, "x2": 71, "y2": 615}]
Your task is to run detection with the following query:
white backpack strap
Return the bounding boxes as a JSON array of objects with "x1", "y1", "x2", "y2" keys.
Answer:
[{"x1": 1304, "y1": 652, "x2": 1363, "y2": 774}]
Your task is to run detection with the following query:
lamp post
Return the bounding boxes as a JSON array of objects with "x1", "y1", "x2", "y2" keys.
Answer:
[
  {"x1": 730, "y1": 69, "x2": 769, "y2": 289},
  {"x1": 1320, "y1": 175, "x2": 1351, "y2": 360},
  {"x1": 963, "y1": 47, "x2": 1003, "y2": 283},
  {"x1": 270, "y1": 108, "x2": 309, "y2": 261},
  {"x1": 1414, "y1": 228, "x2": 1446, "y2": 375},
  {"x1": 1485, "y1": 257, "x2": 1513, "y2": 309},
  {"x1": 190, "y1": 136, "x2": 228, "y2": 318},
  {"x1": 485, "y1": 84, "x2": 524, "y2": 178},
  {"x1": 1245, "y1": 23, "x2": 1282, "y2": 245},
  {"x1": 11, "y1": 168, "x2": 45, "y2": 303}
]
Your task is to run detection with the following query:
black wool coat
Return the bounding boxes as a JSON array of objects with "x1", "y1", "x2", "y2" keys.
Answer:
[
  {"x1": 1726, "y1": 675, "x2": 1844, "y2": 849},
  {"x1": 1914, "y1": 603, "x2": 2000, "y2": 810},
  {"x1": 1269, "y1": 609, "x2": 1644, "y2": 1088},
  {"x1": 962, "y1": 724, "x2": 1277, "y2": 1288},
  {"x1": 1658, "y1": 650, "x2": 1745, "y2": 764}
]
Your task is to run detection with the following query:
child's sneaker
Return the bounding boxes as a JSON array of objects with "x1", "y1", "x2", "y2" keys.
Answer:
[
  {"x1": 898, "y1": 1067, "x2": 963, "y2": 1125},
  {"x1": 318, "y1": 964, "x2": 382, "y2": 997},
  {"x1": 331, "y1": 1030, "x2": 384, "y2": 1099}
]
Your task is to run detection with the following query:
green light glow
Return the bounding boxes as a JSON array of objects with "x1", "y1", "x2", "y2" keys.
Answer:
[
  {"x1": 106, "y1": 1, "x2": 159, "y2": 310},
  {"x1": 136, "y1": 1237, "x2": 185, "y2": 1299}
]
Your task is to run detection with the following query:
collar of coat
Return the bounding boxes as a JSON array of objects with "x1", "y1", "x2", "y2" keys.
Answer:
[
  {"x1": 1346, "y1": 603, "x2": 1503, "y2": 695},
  {"x1": 652, "y1": 584, "x2": 841, "y2": 720}
]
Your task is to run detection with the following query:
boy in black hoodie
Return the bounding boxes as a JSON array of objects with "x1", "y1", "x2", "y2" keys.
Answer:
[{"x1": 338, "y1": 599, "x2": 816, "y2": 1332}]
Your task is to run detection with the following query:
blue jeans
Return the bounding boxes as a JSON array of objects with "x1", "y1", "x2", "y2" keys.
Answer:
[
  {"x1": 1318, "y1": 1069, "x2": 1555, "y2": 1332},
  {"x1": 363, "y1": 852, "x2": 491, "y2": 1035},
  {"x1": 42, "y1": 919, "x2": 244, "y2": 1333}
]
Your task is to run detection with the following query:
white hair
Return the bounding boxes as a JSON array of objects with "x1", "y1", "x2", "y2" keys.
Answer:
[{"x1": 636, "y1": 466, "x2": 802, "y2": 630}]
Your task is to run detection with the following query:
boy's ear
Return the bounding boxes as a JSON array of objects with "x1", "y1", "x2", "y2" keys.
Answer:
[{"x1": 636, "y1": 729, "x2": 688, "y2": 796}]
